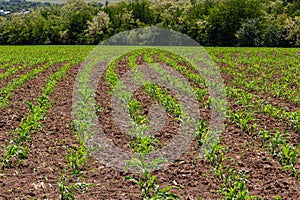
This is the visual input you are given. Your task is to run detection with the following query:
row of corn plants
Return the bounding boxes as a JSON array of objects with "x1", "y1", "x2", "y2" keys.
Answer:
[
  {"x1": 105, "y1": 49, "x2": 181, "y2": 199},
  {"x1": 226, "y1": 86, "x2": 300, "y2": 132},
  {"x1": 64, "y1": 48, "x2": 126, "y2": 199},
  {"x1": 206, "y1": 48, "x2": 299, "y2": 180},
  {"x1": 0, "y1": 62, "x2": 58, "y2": 109},
  {"x1": 153, "y1": 48, "x2": 295, "y2": 198},
  {"x1": 208, "y1": 48, "x2": 300, "y2": 103},
  {"x1": 1, "y1": 46, "x2": 297, "y2": 198},
  {"x1": 121, "y1": 48, "x2": 261, "y2": 199},
  {"x1": 0, "y1": 46, "x2": 94, "y2": 109},
  {"x1": 227, "y1": 105, "x2": 299, "y2": 178},
  {"x1": 0, "y1": 59, "x2": 82, "y2": 168}
]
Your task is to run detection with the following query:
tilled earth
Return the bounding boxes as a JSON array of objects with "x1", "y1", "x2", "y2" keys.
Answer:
[{"x1": 0, "y1": 53, "x2": 299, "y2": 199}]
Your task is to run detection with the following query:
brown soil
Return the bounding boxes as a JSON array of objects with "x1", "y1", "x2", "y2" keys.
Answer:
[
  {"x1": 0, "y1": 62, "x2": 47, "y2": 89},
  {"x1": 218, "y1": 62, "x2": 300, "y2": 111},
  {"x1": 0, "y1": 63, "x2": 65, "y2": 156},
  {"x1": 0, "y1": 52, "x2": 299, "y2": 199}
]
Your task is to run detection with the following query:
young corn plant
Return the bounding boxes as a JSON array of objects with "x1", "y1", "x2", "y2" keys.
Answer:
[
  {"x1": 130, "y1": 135, "x2": 162, "y2": 154},
  {"x1": 286, "y1": 111, "x2": 300, "y2": 132},
  {"x1": 228, "y1": 109, "x2": 257, "y2": 133},
  {"x1": 196, "y1": 119, "x2": 209, "y2": 147},
  {"x1": 220, "y1": 175, "x2": 257, "y2": 200},
  {"x1": 280, "y1": 143, "x2": 299, "y2": 178},
  {"x1": 195, "y1": 88, "x2": 210, "y2": 108},
  {"x1": 126, "y1": 117, "x2": 178, "y2": 199},
  {"x1": 128, "y1": 100, "x2": 149, "y2": 125},
  {"x1": 1, "y1": 144, "x2": 29, "y2": 168},
  {"x1": 205, "y1": 142, "x2": 259, "y2": 199},
  {"x1": 125, "y1": 156, "x2": 179, "y2": 200},
  {"x1": 1, "y1": 100, "x2": 44, "y2": 167},
  {"x1": 58, "y1": 173, "x2": 93, "y2": 200},
  {"x1": 273, "y1": 195, "x2": 282, "y2": 200},
  {"x1": 66, "y1": 144, "x2": 89, "y2": 175},
  {"x1": 258, "y1": 130, "x2": 271, "y2": 148},
  {"x1": 268, "y1": 130, "x2": 287, "y2": 158},
  {"x1": 143, "y1": 83, "x2": 181, "y2": 120},
  {"x1": 204, "y1": 141, "x2": 228, "y2": 168},
  {"x1": 235, "y1": 89, "x2": 253, "y2": 106}
]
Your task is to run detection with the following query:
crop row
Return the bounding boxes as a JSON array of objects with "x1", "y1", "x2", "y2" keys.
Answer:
[
  {"x1": 0, "y1": 46, "x2": 298, "y2": 199},
  {"x1": 0, "y1": 46, "x2": 94, "y2": 199},
  {"x1": 208, "y1": 48, "x2": 300, "y2": 103},
  {"x1": 1, "y1": 58, "x2": 82, "y2": 167},
  {"x1": 101, "y1": 48, "x2": 265, "y2": 199},
  {"x1": 42, "y1": 46, "x2": 300, "y2": 199}
]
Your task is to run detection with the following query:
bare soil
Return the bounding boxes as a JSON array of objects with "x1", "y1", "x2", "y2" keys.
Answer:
[{"x1": 0, "y1": 53, "x2": 299, "y2": 199}]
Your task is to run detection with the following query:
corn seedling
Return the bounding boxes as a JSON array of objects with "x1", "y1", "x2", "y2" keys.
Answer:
[
  {"x1": 280, "y1": 143, "x2": 299, "y2": 178},
  {"x1": 125, "y1": 156, "x2": 179, "y2": 200},
  {"x1": 269, "y1": 130, "x2": 287, "y2": 158},
  {"x1": 196, "y1": 119, "x2": 208, "y2": 147},
  {"x1": 58, "y1": 173, "x2": 93, "y2": 200},
  {"x1": 228, "y1": 109, "x2": 257, "y2": 133},
  {"x1": 204, "y1": 142, "x2": 228, "y2": 168},
  {"x1": 66, "y1": 145, "x2": 89, "y2": 175}
]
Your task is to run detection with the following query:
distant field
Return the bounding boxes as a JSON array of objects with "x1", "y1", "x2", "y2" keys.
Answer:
[{"x1": 0, "y1": 46, "x2": 299, "y2": 199}]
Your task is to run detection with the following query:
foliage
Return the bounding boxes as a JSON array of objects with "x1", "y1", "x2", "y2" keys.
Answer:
[
  {"x1": 0, "y1": 46, "x2": 299, "y2": 199},
  {"x1": 85, "y1": 11, "x2": 110, "y2": 44},
  {"x1": 0, "y1": 0, "x2": 300, "y2": 46},
  {"x1": 236, "y1": 18, "x2": 261, "y2": 47},
  {"x1": 58, "y1": 173, "x2": 93, "y2": 200},
  {"x1": 285, "y1": 16, "x2": 300, "y2": 46}
]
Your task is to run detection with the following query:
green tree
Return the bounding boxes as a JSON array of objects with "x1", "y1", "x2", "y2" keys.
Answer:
[
  {"x1": 285, "y1": 16, "x2": 300, "y2": 46},
  {"x1": 130, "y1": 0, "x2": 154, "y2": 26},
  {"x1": 150, "y1": 0, "x2": 190, "y2": 32},
  {"x1": 262, "y1": 14, "x2": 289, "y2": 47},
  {"x1": 27, "y1": 10, "x2": 48, "y2": 44},
  {"x1": 236, "y1": 18, "x2": 261, "y2": 46},
  {"x1": 61, "y1": 0, "x2": 93, "y2": 44},
  {"x1": 0, "y1": 16, "x2": 7, "y2": 44},
  {"x1": 44, "y1": 15, "x2": 65, "y2": 44},
  {"x1": 206, "y1": 0, "x2": 262, "y2": 46},
  {"x1": 284, "y1": 0, "x2": 300, "y2": 16},
  {"x1": 85, "y1": 10, "x2": 110, "y2": 44},
  {"x1": 5, "y1": 15, "x2": 31, "y2": 45},
  {"x1": 104, "y1": 1, "x2": 136, "y2": 35}
]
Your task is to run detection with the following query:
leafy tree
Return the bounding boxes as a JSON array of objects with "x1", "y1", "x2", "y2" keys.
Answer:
[
  {"x1": 5, "y1": 15, "x2": 30, "y2": 45},
  {"x1": 27, "y1": 10, "x2": 48, "y2": 44},
  {"x1": 61, "y1": 0, "x2": 93, "y2": 44},
  {"x1": 263, "y1": 0, "x2": 285, "y2": 15},
  {"x1": 85, "y1": 11, "x2": 110, "y2": 44},
  {"x1": 130, "y1": 0, "x2": 154, "y2": 26},
  {"x1": 285, "y1": 16, "x2": 300, "y2": 46},
  {"x1": 150, "y1": 0, "x2": 190, "y2": 32},
  {"x1": 0, "y1": 0, "x2": 299, "y2": 47},
  {"x1": 236, "y1": 18, "x2": 261, "y2": 46},
  {"x1": 45, "y1": 15, "x2": 65, "y2": 44},
  {"x1": 0, "y1": 16, "x2": 7, "y2": 44},
  {"x1": 104, "y1": 1, "x2": 136, "y2": 35},
  {"x1": 262, "y1": 14, "x2": 289, "y2": 47},
  {"x1": 284, "y1": 0, "x2": 300, "y2": 16},
  {"x1": 206, "y1": 0, "x2": 262, "y2": 46},
  {"x1": 184, "y1": 0, "x2": 216, "y2": 45}
]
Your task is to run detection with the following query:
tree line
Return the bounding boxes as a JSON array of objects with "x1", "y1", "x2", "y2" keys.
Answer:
[{"x1": 0, "y1": 0, "x2": 299, "y2": 46}]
